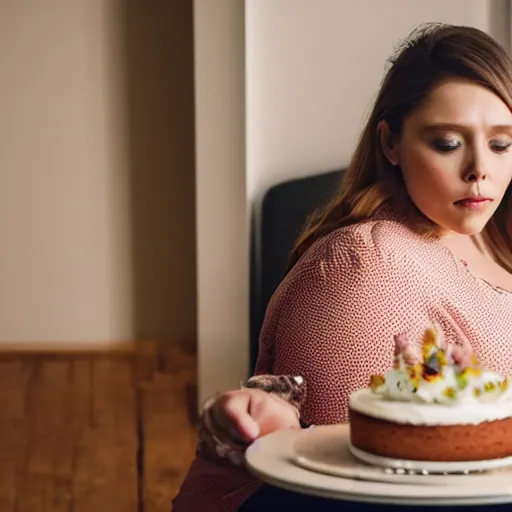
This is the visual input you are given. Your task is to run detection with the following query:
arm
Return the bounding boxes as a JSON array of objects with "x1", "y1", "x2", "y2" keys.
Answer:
[{"x1": 199, "y1": 228, "x2": 435, "y2": 461}]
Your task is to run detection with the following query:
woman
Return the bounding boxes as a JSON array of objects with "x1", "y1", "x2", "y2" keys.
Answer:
[{"x1": 174, "y1": 23, "x2": 512, "y2": 511}]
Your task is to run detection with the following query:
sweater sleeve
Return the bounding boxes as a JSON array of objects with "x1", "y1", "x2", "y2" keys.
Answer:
[{"x1": 259, "y1": 226, "x2": 434, "y2": 426}]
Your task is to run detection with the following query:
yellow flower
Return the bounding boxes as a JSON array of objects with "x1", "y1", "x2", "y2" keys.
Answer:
[
  {"x1": 408, "y1": 364, "x2": 422, "y2": 389},
  {"x1": 435, "y1": 350, "x2": 448, "y2": 367},
  {"x1": 422, "y1": 327, "x2": 438, "y2": 360},
  {"x1": 459, "y1": 367, "x2": 481, "y2": 382},
  {"x1": 484, "y1": 382, "x2": 496, "y2": 393},
  {"x1": 443, "y1": 387, "x2": 457, "y2": 399}
]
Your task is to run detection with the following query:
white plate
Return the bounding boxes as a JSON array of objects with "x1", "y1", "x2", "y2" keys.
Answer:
[{"x1": 245, "y1": 425, "x2": 512, "y2": 505}]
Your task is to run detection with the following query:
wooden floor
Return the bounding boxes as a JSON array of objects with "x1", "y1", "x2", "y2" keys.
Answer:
[{"x1": 0, "y1": 343, "x2": 198, "y2": 512}]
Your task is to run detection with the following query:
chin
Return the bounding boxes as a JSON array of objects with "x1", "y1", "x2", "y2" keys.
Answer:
[
  {"x1": 416, "y1": 204, "x2": 494, "y2": 237},
  {"x1": 443, "y1": 219, "x2": 489, "y2": 236}
]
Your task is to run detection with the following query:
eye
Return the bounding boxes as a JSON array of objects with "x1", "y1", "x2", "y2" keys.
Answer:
[
  {"x1": 490, "y1": 140, "x2": 511, "y2": 153},
  {"x1": 432, "y1": 138, "x2": 461, "y2": 153}
]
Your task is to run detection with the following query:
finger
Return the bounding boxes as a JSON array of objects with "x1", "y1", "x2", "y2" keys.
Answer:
[
  {"x1": 200, "y1": 402, "x2": 248, "y2": 466},
  {"x1": 204, "y1": 401, "x2": 250, "y2": 450},
  {"x1": 213, "y1": 393, "x2": 260, "y2": 442},
  {"x1": 202, "y1": 405, "x2": 237, "y2": 448}
]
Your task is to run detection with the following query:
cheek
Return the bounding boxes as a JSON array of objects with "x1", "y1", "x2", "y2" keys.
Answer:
[
  {"x1": 400, "y1": 151, "x2": 456, "y2": 199},
  {"x1": 492, "y1": 160, "x2": 512, "y2": 192}
]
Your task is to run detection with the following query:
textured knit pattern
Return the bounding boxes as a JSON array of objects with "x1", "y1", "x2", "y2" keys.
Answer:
[{"x1": 172, "y1": 214, "x2": 512, "y2": 512}]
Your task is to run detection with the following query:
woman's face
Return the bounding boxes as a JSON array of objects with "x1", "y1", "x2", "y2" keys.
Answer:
[{"x1": 383, "y1": 79, "x2": 512, "y2": 236}]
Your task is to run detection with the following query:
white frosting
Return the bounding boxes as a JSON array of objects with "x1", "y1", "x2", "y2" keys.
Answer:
[
  {"x1": 383, "y1": 369, "x2": 416, "y2": 401},
  {"x1": 349, "y1": 388, "x2": 512, "y2": 426}
]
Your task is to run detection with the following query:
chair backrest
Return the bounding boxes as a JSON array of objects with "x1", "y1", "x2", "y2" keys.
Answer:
[{"x1": 250, "y1": 168, "x2": 345, "y2": 372}]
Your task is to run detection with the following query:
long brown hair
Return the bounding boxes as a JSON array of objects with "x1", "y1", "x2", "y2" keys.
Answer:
[{"x1": 288, "y1": 23, "x2": 512, "y2": 272}]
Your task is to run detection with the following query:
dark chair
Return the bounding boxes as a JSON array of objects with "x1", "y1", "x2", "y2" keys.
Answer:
[{"x1": 250, "y1": 168, "x2": 345, "y2": 372}]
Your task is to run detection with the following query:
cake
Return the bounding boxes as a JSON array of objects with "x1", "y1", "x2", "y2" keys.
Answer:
[{"x1": 348, "y1": 326, "x2": 512, "y2": 462}]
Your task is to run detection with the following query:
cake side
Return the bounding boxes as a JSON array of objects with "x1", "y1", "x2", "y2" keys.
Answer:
[{"x1": 349, "y1": 408, "x2": 512, "y2": 462}]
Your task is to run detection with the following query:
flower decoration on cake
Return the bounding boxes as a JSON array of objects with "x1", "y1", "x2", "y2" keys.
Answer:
[{"x1": 370, "y1": 326, "x2": 510, "y2": 405}]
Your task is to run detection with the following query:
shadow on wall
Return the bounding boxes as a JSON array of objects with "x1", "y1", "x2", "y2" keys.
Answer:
[{"x1": 123, "y1": 1, "x2": 197, "y2": 352}]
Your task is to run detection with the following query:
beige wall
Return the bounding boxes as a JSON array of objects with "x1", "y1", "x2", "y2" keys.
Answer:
[{"x1": 0, "y1": 1, "x2": 196, "y2": 349}]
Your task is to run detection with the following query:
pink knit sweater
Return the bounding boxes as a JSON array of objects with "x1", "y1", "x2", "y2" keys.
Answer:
[{"x1": 173, "y1": 213, "x2": 512, "y2": 512}]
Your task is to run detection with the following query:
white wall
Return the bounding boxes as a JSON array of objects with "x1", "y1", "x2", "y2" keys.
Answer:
[
  {"x1": 0, "y1": 0, "x2": 132, "y2": 348},
  {"x1": 194, "y1": 0, "x2": 509, "y2": 405}
]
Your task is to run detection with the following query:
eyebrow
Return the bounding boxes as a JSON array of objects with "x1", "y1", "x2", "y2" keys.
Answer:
[{"x1": 421, "y1": 122, "x2": 512, "y2": 133}]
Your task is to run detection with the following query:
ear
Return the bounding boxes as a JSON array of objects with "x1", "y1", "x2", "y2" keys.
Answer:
[{"x1": 378, "y1": 120, "x2": 400, "y2": 166}]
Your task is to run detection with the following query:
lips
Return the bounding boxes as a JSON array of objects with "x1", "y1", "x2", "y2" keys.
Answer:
[{"x1": 454, "y1": 197, "x2": 493, "y2": 209}]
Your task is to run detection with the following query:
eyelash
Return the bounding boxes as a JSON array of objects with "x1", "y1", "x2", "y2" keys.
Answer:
[{"x1": 432, "y1": 139, "x2": 512, "y2": 154}]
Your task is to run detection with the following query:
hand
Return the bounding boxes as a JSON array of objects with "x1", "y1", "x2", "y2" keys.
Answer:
[
  {"x1": 211, "y1": 388, "x2": 300, "y2": 441},
  {"x1": 200, "y1": 388, "x2": 301, "y2": 465}
]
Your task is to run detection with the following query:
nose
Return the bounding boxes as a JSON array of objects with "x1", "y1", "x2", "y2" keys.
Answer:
[
  {"x1": 464, "y1": 169, "x2": 486, "y2": 183},
  {"x1": 463, "y1": 146, "x2": 488, "y2": 183}
]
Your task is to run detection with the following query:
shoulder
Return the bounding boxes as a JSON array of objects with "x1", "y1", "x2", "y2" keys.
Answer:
[
  {"x1": 278, "y1": 218, "x2": 453, "y2": 308},
  {"x1": 302, "y1": 218, "x2": 429, "y2": 274}
]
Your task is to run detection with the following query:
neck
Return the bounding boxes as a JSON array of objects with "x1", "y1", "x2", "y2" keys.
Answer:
[{"x1": 439, "y1": 232, "x2": 494, "y2": 262}]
